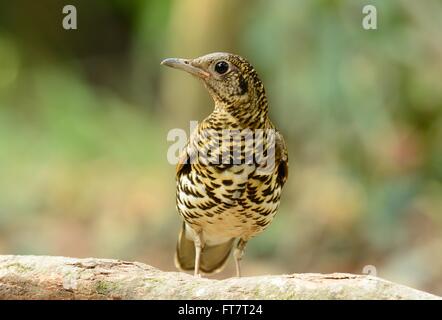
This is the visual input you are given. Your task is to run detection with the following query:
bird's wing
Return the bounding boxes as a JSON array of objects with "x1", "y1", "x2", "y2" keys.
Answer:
[
  {"x1": 176, "y1": 125, "x2": 201, "y2": 179},
  {"x1": 275, "y1": 131, "x2": 289, "y2": 186},
  {"x1": 176, "y1": 144, "x2": 191, "y2": 179}
]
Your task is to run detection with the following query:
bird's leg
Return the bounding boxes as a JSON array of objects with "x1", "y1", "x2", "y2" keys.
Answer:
[
  {"x1": 233, "y1": 239, "x2": 248, "y2": 278},
  {"x1": 193, "y1": 231, "x2": 204, "y2": 277}
]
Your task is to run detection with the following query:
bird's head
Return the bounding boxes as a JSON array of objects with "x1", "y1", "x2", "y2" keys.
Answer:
[{"x1": 161, "y1": 52, "x2": 267, "y2": 112}]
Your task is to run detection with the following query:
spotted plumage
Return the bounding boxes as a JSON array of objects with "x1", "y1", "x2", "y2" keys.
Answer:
[{"x1": 161, "y1": 52, "x2": 288, "y2": 277}]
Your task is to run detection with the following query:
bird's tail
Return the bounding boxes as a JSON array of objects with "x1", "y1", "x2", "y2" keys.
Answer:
[{"x1": 175, "y1": 222, "x2": 234, "y2": 274}]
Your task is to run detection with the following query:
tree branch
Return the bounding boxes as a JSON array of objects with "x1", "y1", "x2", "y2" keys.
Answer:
[{"x1": 0, "y1": 255, "x2": 438, "y2": 299}]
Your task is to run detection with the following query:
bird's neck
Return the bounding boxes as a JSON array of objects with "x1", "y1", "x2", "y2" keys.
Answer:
[
  {"x1": 209, "y1": 85, "x2": 269, "y2": 130},
  {"x1": 205, "y1": 100, "x2": 267, "y2": 131}
]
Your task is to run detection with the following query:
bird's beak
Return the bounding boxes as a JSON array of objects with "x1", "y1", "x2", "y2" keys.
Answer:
[{"x1": 161, "y1": 58, "x2": 210, "y2": 79}]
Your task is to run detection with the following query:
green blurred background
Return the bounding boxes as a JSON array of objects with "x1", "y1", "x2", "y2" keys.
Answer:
[{"x1": 0, "y1": 0, "x2": 441, "y2": 295}]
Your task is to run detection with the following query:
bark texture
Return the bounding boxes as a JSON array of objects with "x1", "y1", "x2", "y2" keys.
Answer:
[{"x1": 0, "y1": 255, "x2": 439, "y2": 300}]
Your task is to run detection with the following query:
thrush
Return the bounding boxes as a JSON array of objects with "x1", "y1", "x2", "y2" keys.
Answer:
[{"x1": 161, "y1": 52, "x2": 288, "y2": 277}]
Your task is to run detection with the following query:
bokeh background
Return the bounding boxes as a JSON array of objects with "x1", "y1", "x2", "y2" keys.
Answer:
[{"x1": 0, "y1": 0, "x2": 441, "y2": 295}]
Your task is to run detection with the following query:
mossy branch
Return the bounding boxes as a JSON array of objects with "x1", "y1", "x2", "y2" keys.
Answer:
[{"x1": 0, "y1": 255, "x2": 439, "y2": 300}]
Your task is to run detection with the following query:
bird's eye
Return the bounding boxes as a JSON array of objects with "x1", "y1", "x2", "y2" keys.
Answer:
[{"x1": 214, "y1": 61, "x2": 229, "y2": 74}]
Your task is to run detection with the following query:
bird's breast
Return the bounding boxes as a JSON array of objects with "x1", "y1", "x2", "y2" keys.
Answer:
[
  {"x1": 176, "y1": 117, "x2": 283, "y2": 242},
  {"x1": 176, "y1": 160, "x2": 282, "y2": 243}
]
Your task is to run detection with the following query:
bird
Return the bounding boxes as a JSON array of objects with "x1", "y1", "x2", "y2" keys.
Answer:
[{"x1": 161, "y1": 52, "x2": 288, "y2": 277}]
